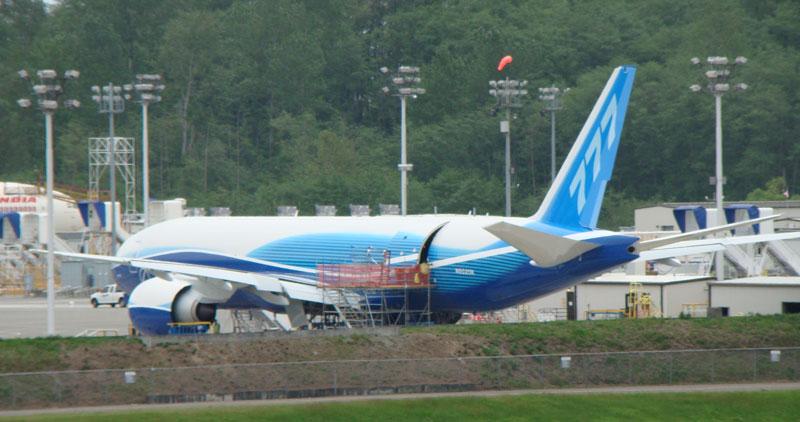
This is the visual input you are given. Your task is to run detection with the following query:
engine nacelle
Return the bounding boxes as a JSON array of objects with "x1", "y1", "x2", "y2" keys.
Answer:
[{"x1": 128, "y1": 277, "x2": 217, "y2": 335}]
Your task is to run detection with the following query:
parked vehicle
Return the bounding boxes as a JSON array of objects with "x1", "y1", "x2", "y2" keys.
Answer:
[{"x1": 90, "y1": 284, "x2": 127, "y2": 308}]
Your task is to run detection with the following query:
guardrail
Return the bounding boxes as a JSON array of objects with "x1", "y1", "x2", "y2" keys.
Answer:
[{"x1": 0, "y1": 347, "x2": 797, "y2": 410}]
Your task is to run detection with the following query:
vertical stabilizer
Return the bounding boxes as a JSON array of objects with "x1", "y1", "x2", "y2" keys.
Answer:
[{"x1": 533, "y1": 65, "x2": 636, "y2": 229}]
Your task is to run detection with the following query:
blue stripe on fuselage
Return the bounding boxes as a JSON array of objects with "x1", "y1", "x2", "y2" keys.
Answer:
[{"x1": 112, "y1": 231, "x2": 637, "y2": 314}]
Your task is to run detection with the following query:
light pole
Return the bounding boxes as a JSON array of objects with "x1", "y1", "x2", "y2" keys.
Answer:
[
  {"x1": 489, "y1": 78, "x2": 528, "y2": 217},
  {"x1": 125, "y1": 74, "x2": 164, "y2": 227},
  {"x1": 690, "y1": 56, "x2": 748, "y2": 281},
  {"x1": 91, "y1": 83, "x2": 128, "y2": 255},
  {"x1": 381, "y1": 66, "x2": 425, "y2": 216},
  {"x1": 17, "y1": 68, "x2": 80, "y2": 336},
  {"x1": 538, "y1": 86, "x2": 569, "y2": 183}
]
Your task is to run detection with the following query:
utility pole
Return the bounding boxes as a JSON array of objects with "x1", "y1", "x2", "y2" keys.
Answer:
[
  {"x1": 690, "y1": 56, "x2": 748, "y2": 282},
  {"x1": 17, "y1": 68, "x2": 81, "y2": 336}
]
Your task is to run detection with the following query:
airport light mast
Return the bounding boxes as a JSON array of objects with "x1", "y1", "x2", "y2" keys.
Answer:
[
  {"x1": 490, "y1": 56, "x2": 528, "y2": 217},
  {"x1": 91, "y1": 83, "x2": 129, "y2": 255},
  {"x1": 17, "y1": 68, "x2": 81, "y2": 336},
  {"x1": 538, "y1": 86, "x2": 569, "y2": 183},
  {"x1": 124, "y1": 75, "x2": 164, "y2": 227},
  {"x1": 690, "y1": 55, "x2": 748, "y2": 281},
  {"x1": 381, "y1": 65, "x2": 425, "y2": 216}
]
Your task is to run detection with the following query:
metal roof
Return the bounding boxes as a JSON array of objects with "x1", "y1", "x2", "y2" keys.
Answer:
[
  {"x1": 709, "y1": 276, "x2": 800, "y2": 287},
  {"x1": 587, "y1": 273, "x2": 711, "y2": 285}
]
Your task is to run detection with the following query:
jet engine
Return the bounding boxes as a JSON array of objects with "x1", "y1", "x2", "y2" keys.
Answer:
[{"x1": 127, "y1": 277, "x2": 217, "y2": 335}]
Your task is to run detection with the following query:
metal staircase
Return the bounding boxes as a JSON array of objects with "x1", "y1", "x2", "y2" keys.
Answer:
[
  {"x1": 323, "y1": 289, "x2": 376, "y2": 328},
  {"x1": 766, "y1": 240, "x2": 800, "y2": 275},
  {"x1": 231, "y1": 309, "x2": 285, "y2": 333},
  {"x1": 724, "y1": 244, "x2": 761, "y2": 276}
]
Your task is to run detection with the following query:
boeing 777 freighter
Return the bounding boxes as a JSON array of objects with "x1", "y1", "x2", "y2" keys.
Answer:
[{"x1": 55, "y1": 65, "x2": 797, "y2": 335}]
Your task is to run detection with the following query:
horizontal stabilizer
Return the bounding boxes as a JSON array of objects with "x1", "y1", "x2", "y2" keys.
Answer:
[{"x1": 485, "y1": 222, "x2": 599, "y2": 267}]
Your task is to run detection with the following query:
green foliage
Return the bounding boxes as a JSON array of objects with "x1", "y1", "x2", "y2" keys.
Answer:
[
  {"x1": 2, "y1": 0, "x2": 799, "y2": 216},
  {"x1": 746, "y1": 176, "x2": 798, "y2": 201}
]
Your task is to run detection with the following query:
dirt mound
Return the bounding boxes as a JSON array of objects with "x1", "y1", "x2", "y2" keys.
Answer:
[{"x1": 3, "y1": 314, "x2": 800, "y2": 373}]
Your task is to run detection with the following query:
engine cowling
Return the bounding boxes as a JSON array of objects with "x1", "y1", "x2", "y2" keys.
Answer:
[{"x1": 128, "y1": 277, "x2": 217, "y2": 335}]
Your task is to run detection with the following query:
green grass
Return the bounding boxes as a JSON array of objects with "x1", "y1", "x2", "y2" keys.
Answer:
[
  {"x1": 0, "y1": 337, "x2": 141, "y2": 373},
  {"x1": 11, "y1": 390, "x2": 800, "y2": 421},
  {"x1": 408, "y1": 314, "x2": 800, "y2": 355}
]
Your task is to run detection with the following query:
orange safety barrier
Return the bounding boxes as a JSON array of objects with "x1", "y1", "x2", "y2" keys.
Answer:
[{"x1": 317, "y1": 263, "x2": 430, "y2": 288}]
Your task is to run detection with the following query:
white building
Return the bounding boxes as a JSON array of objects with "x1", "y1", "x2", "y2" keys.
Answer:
[{"x1": 709, "y1": 277, "x2": 800, "y2": 316}]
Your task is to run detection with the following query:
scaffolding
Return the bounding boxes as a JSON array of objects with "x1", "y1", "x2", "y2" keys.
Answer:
[
  {"x1": 625, "y1": 282, "x2": 661, "y2": 318},
  {"x1": 88, "y1": 137, "x2": 137, "y2": 226},
  {"x1": 317, "y1": 253, "x2": 432, "y2": 328}
]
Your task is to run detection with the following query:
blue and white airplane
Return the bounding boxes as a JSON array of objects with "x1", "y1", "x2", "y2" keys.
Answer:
[{"x1": 57, "y1": 65, "x2": 793, "y2": 335}]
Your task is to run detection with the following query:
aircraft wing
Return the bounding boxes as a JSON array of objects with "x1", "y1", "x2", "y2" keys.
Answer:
[
  {"x1": 635, "y1": 231, "x2": 800, "y2": 262},
  {"x1": 40, "y1": 250, "x2": 325, "y2": 304}
]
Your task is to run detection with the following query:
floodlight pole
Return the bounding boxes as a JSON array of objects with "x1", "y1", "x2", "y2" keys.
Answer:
[
  {"x1": 126, "y1": 74, "x2": 164, "y2": 227},
  {"x1": 504, "y1": 102, "x2": 512, "y2": 218},
  {"x1": 44, "y1": 111, "x2": 55, "y2": 335},
  {"x1": 142, "y1": 102, "x2": 149, "y2": 226},
  {"x1": 690, "y1": 55, "x2": 747, "y2": 282},
  {"x1": 93, "y1": 82, "x2": 129, "y2": 254},
  {"x1": 538, "y1": 86, "x2": 567, "y2": 183},
  {"x1": 550, "y1": 109, "x2": 556, "y2": 182},
  {"x1": 381, "y1": 66, "x2": 424, "y2": 216},
  {"x1": 400, "y1": 95, "x2": 408, "y2": 216},
  {"x1": 17, "y1": 68, "x2": 80, "y2": 336},
  {"x1": 107, "y1": 83, "x2": 118, "y2": 255},
  {"x1": 490, "y1": 77, "x2": 528, "y2": 217}
]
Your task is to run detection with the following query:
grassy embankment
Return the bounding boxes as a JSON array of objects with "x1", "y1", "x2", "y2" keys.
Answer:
[
  {"x1": 12, "y1": 390, "x2": 800, "y2": 421},
  {"x1": 1, "y1": 314, "x2": 799, "y2": 373}
]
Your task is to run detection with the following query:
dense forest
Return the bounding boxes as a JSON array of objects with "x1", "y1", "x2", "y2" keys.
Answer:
[{"x1": 1, "y1": 0, "x2": 798, "y2": 228}]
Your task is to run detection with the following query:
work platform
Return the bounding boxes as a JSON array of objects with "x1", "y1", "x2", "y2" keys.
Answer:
[{"x1": 317, "y1": 259, "x2": 432, "y2": 328}]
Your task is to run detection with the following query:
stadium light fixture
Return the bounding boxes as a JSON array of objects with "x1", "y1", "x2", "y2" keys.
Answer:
[
  {"x1": 490, "y1": 75, "x2": 529, "y2": 217},
  {"x1": 689, "y1": 54, "x2": 747, "y2": 282},
  {"x1": 16, "y1": 67, "x2": 80, "y2": 336},
  {"x1": 91, "y1": 82, "x2": 128, "y2": 254},
  {"x1": 538, "y1": 85, "x2": 568, "y2": 184},
  {"x1": 381, "y1": 65, "x2": 425, "y2": 216},
  {"x1": 125, "y1": 73, "x2": 165, "y2": 227}
]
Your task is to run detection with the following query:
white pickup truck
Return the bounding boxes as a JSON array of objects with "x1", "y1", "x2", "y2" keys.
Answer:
[{"x1": 90, "y1": 284, "x2": 127, "y2": 308}]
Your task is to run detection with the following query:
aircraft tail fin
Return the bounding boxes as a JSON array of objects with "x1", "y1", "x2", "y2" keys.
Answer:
[{"x1": 533, "y1": 66, "x2": 636, "y2": 230}]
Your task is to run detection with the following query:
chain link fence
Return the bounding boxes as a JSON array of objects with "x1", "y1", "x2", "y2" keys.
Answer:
[{"x1": 1, "y1": 347, "x2": 798, "y2": 410}]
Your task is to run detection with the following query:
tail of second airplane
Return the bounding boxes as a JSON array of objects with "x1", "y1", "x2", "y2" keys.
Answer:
[{"x1": 533, "y1": 65, "x2": 636, "y2": 230}]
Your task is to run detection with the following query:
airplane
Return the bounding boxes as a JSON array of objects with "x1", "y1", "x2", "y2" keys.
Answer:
[{"x1": 52, "y1": 65, "x2": 800, "y2": 335}]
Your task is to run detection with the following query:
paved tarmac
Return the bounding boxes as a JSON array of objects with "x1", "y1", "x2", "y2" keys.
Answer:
[
  {"x1": 0, "y1": 296, "x2": 130, "y2": 338},
  {"x1": 2, "y1": 382, "x2": 799, "y2": 417}
]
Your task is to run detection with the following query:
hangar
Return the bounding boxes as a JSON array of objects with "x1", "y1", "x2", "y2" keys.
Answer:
[{"x1": 709, "y1": 277, "x2": 800, "y2": 316}]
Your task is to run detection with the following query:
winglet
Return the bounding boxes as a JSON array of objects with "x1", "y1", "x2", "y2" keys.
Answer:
[{"x1": 485, "y1": 222, "x2": 599, "y2": 267}]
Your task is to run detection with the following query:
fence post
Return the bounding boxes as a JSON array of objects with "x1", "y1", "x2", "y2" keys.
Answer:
[
  {"x1": 539, "y1": 356, "x2": 545, "y2": 385},
  {"x1": 752, "y1": 349, "x2": 757, "y2": 382},
  {"x1": 710, "y1": 352, "x2": 715, "y2": 383},
  {"x1": 628, "y1": 354, "x2": 633, "y2": 385},
  {"x1": 333, "y1": 365, "x2": 338, "y2": 396},
  {"x1": 669, "y1": 353, "x2": 673, "y2": 384}
]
